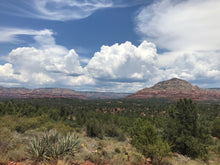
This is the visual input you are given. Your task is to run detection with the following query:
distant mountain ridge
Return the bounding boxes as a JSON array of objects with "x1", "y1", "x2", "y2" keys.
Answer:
[
  {"x1": 0, "y1": 87, "x2": 87, "y2": 99},
  {"x1": 0, "y1": 87, "x2": 130, "y2": 100},
  {"x1": 127, "y1": 78, "x2": 220, "y2": 102}
]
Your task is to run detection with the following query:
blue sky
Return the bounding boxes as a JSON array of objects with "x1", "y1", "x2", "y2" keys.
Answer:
[{"x1": 0, "y1": 0, "x2": 219, "y2": 92}]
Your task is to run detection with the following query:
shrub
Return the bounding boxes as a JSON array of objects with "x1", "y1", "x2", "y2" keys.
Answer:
[
  {"x1": 111, "y1": 153, "x2": 127, "y2": 165},
  {"x1": 115, "y1": 148, "x2": 121, "y2": 153},
  {"x1": 130, "y1": 118, "x2": 171, "y2": 161},
  {"x1": 86, "y1": 152, "x2": 102, "y2": 164},
  {"x1": 86, "y1": 151, "x2": 112, "y2": 165},
  {"x1": 0, "y1": 115, "x2": 50, "y2": 133},
  {"x1": 130, "y1": 119, "x2": 158, "y2": 155},
  {"x1": 146, "y1": 140, "x2": 170, "y2": 163},
  {"x1": 212, "y1": 119, "x2": 220, "y2": 138},
  {"x1": 117, "y1": 132, "x2": 126, "y2": 141},
  {"x1": 128, "y1": 151, "x2": 145, "y2": 165},
  {"x1": 86, "y1": 119, "x2": 104, "y2": 139}
]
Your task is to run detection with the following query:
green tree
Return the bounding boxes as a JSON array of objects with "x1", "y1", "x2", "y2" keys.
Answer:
[
  {"x1": 5, "y1": 101, "x2": 16, "y2": 115},
  {"x1": 164, "y1": 98, "x2": 209, "y2": 159}
]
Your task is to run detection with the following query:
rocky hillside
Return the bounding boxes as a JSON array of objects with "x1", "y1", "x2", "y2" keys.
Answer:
[
  {"x1": 0, "y1": 87, "x2": 87, "y2": 99},
  {"x1": 127, "y1": 78, "x2": 220, "y2": 101}
]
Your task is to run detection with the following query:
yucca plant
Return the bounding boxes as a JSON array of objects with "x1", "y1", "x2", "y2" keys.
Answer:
[
  {"x1": 57, "y1": 133, "x2": 80, "y2": 157},
  {"x1": 47, "y1": 132, "x2": 80, "y2": 159},
  {"x1": 41, "y1": 130, "x2": 60, "y2": 159},
  {"x1": 27, "y1": 130, "x2": 80, "y2": 163},
  {"x1": 27, "y1": 136, "x2": 48, "y2": 162}
]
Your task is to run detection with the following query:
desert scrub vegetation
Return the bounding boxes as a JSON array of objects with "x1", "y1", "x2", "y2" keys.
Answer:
[
  {"x1": 27, "y1": 130, "x2": 80, "y2": 164},
  {"x1": 0, "y1": 98, "x2": 220, "y2": 164}
]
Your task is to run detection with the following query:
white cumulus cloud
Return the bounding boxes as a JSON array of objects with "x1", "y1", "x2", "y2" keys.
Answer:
[
  {"x1": 0, "y1": 46, "x2": 88, "y2": 87},
  {"x1": 0, "y1": 27, "x2": 94, "y2": 88},
  {"x1": 8, "y1": 47, "x2": 84, "y2": 76},
  {"x1": 86, "y1": 41, "x2": 159, "y2": 83}
]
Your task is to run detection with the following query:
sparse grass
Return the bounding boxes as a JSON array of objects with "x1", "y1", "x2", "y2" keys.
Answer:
[
  {"x1": 165, "y1": 153, "x2": 220, "y2": 165},
  {"x1": 75, "y1": 135, "x2": 143, "y2": 165}
]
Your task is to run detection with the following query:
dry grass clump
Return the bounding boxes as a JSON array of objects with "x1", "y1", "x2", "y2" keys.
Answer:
[{"x1": 0, "y1": 128, "x2": 28, "y2": 164}]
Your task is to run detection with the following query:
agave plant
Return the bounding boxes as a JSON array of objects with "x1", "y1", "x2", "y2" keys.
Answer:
[{"x1": 27, "y1": 130, "x2": 80, "y2": 163}]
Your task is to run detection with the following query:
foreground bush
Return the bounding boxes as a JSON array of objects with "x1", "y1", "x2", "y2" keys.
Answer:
[
  {"x1": 130, "y1": 119, "x2": 170, "y2": 162},
  {"x1": 27, "y1": 130, "x2": 80, "y2": 163}
]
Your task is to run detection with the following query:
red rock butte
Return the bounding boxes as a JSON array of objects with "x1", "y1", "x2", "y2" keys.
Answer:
[{"x1": 127, "y1": 78, "x2": 220, "y2": 102}]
